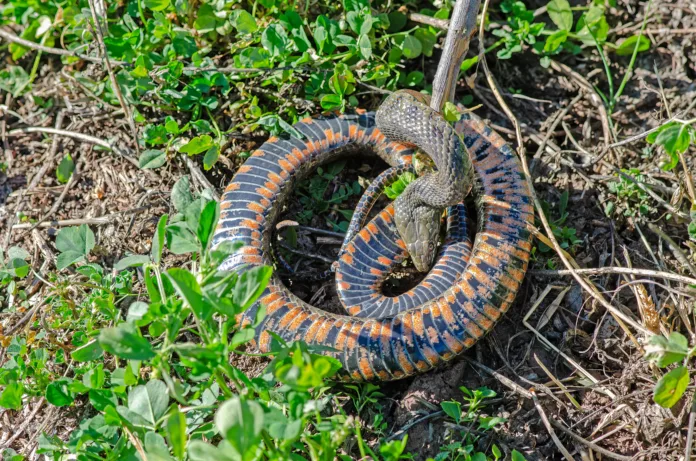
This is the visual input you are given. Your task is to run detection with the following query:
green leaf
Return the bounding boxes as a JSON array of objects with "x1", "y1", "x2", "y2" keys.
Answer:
[
  {"x1": 615, "y1": 35, "x2": 650, "y2": 56},
  {"x1": 126, "y1": 301, "x2": 150, "y2": 324},
  {"x1": 139, "y1": 149, "x2": 167, "y2": 169},
  {"x1": 404, "y1": 71, "x2": 424, "y2": 87},
  {"x1": 461, "y1": 55, "x2": 479, "y2": 72},
  {"x1": 547, "y1": 0, "x2": 573, "y2": 30},
  {"x1": 654, "y1": 366, "x2": 689, "y2": 408},
  {"x1": 358, "y1": 34, "x2": 372, "y2": 60},
  {"x1": 644, "y1": 332, "x2": 689, "y2": 367},
  {"x1": 442, "y1": 102, "x2": 461, "y2": 123},
  {"x1": 114, "y1": 255, "x2": 151, "y2": 271},
  {"x1": 320, "y1": 94, "x2": 343, "y2": 111},
  {"x1": 180, "y1": 135, "x2": 214, "y2": 156},
  {"x1": 152, "y1": 215, "x2": 168, "y2": 264},
  {"x1": 99, "y1": 323, "x2": 155, "y2": 360},
  {"x1": 215, "y1": 397, "x2": 265, "y2": 457},
  {"x1": 544, "y1": 29, "x2": 568, "y2": 53},
  {"x1": 232, "y1": 266, "x2": 273, "y2": 312},
  {"x1": 478, "y1": 416, "x2": 506, "y2": 430},
  {"x1": 655, "y1": 123, "x2": 691, "y2": 156},
  {"x1": 7, "y1": 258, "x2": 29, "y2": 278},
  {"x1": 167, "y1": 407, "x2": 187, "y2": 460},
  {"x1": 387, "y1": 11, "x2": 407, "y2": 33},
  {"x1": 46, "y1": 381, "x2": 74, "y2": 407},
  {"x1": 414, "y1": 28, "x2": 437, "y2": 57},
  {"x1": 128, "y1": 380, "x2": 169, "y2": 426},
  {"x1": 167, "y1": 223, "x2": 199, "y2": 255},
  {"x1": 188, "y1": 441, "x2": 235, "y2": 461},
  {"x1": 144, "y1": 0, "x2": 170, "y2": 11},
  {"x1": 401, "y1": 35, "x2": 422, "y2": 59},
  {"x1": 164, "y1": 117, "x2": 180, "y2": 135},
  {"x1": 203, "y1": 145, "x2": 220, "y2": 171},
  {"x1": 194, "y1": 4, "x2": 218, "y2": 33},
  {"x1": 0, "y1": 66, "x2": 30, "y2": 97},
  {"x1": 197, "y1": 201, "x2": 219, "y2": 252},
  {"x1": 230, "y1": 327, "x2": 256, "y2": 348},
  {"x1": 56, "y1": 153, "x2": 75, "y2": 184},
  {"x1": 71, "y1": 339, "x2": 104, "y2": 362},
  {"x1": 689, "y1": 221, "x2": 696, "y2": 242},
  {"x1": 8, "y1": 246, "x2": 30, "y2": 260},
  {"x1": 0, "y1": 382, "x2": 23, "y2": 410},
  {"x1": 511, "y1": 450, "x2": 528, "y2": 461},
  {"x1": 262, "y1": 24, "x2": 290, "y2": 58},
  {"x1": 231, "y1": 10, "x2": 258, "y2": 35},
  {"x1": 171, "y1": 176, "x2": 194, "y2": 213},
  {"x1": 167, "y1": 268, "x2": 211, "y2": 321},
  {"x1": 89, "y1": 389, "x2": 117, "y2": 412},
  {"x1": 55, "y1": 225, "x2": 95, "y2": 270},
  {"x1": 440, "y1": 401, "x2": 461, "y2": 423}
]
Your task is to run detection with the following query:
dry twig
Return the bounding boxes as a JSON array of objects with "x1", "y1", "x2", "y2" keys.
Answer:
[{"x1": 530, "y1": 389, "x2": 575, "y2": 461}]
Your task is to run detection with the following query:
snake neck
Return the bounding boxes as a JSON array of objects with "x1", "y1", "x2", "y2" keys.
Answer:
[{"x1": 375, "y1": 91, "x2": 473, "y2": 209}]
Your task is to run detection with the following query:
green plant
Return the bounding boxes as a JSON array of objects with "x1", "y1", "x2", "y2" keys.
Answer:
[
  {"x1": 295, "y1": 159, "x2": 363, "y2": 232},
  {"x1": 343, "y1": 381, "x2": 385, "y2": 414},
  {"x1": 644, "y1": 332, "x2": 695, "y2": 408},
  {"x1": 604, "y1": 169, "x2": 655, "y2": 217},
  {"x1": 430, "y1": 386, "x2": 517, "y2": 461},
  {"x1": 384, "y1": 171, "x2": 417, "y2": 200},
  {"x1": 3, "y1": 181, "x2": 446, "y2": 459},
  {"x1": 537, "y1": 190, "x2": 582, "y2": 254},
  {"x1": 647, "y1": 120, "x2": 695, "y2": 172}
]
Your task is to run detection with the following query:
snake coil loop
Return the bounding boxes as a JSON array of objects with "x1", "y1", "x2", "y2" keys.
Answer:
[{"x1": 213, "y1": 92, "x2": 533, "y2": 381}]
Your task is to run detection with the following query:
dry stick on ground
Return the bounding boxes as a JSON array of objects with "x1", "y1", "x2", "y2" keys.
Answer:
[
  {"x1": 6, "y1": 126, "x2": 140, "y2": 168},
  {"x1": 686, "y1": 399, "x2": 696, "y2": 461},
  {"x1": 429, "y1": 0, "x2": 480, "y2": 111},
  {"x1": 549, "y1": 60, "x2": 613, "y2": 148},
  {"x1": 548, "y1": 420, "x2": 633, "y2": 461},
  {"x1": 477, "y1": 0, "x2": 652, "y2": 338},
  {"x1": 183, "y1": 155, "x2": 220, "y2": 201},
  {"x1": 407, "y1": 13, "x2": 449, "y2": 29},
  {"x1": 466, "y1": 358, "x2": 533, "y2": 399},
  {"x1": 530, "y1": 93, "x2": 583, "y2": 170},
  {"x1": 531, "y1": 267, "x2": 696, "y2": 287},
  {"x1": 634, "y1": 224, "x2": 695, "y2": 335},
  {"x1": 86, "y1": 0, "x2": 140, "y2": 155},
  {"x1": 530, "y1": 390, "x2": 575, "y2": 461},
  {"x1": 0, "y1": 398, "x2": 45, "y2": 451},
  {"x1": 647, "y1": 222, "x2": 696, "y2": 278},
  {"x1": 276, "y1": 220, "x2": 347, "y2": 239},
  {"x1": 0, "y1": 28, "x2": 126, "y2": 65},
  {"x1": 385, "y1": 410, "x2": 445, "y2": 442},
  {"x1": 11, "y1": 206, "x2": 153, "y2": 229}
]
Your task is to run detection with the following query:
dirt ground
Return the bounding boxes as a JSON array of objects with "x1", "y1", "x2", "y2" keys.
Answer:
[{"x1": 2, "y1": 0, "x2": 696, "y2": 459}]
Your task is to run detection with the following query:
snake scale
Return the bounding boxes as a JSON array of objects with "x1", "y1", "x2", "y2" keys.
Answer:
[{"x1": 212, "y1": 91, "x2": 533, "y2": 381}]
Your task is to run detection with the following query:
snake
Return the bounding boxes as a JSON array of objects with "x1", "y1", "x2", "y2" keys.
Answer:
[{"x1": 212, "y1": 90, "x2": 533, "y2": 381}]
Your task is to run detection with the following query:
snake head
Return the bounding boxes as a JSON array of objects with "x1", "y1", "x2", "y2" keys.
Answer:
[{"x1": 394, "y1": 188, "x2": 442, "y2": 272}]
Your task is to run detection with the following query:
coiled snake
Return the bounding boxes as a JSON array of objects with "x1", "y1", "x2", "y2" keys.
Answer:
[{"x1": 212, "y1": 90, "x2": 533, "y2": 381}]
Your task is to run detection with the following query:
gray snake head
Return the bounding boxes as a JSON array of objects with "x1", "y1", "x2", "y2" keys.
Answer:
[{"x1": 394, "y1": 186, "x2": 442, "y2": 272}]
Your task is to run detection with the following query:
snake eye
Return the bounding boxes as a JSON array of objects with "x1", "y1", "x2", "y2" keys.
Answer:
[{"x1": 428, "y1": 242, "x2": 435, "y2": 252}]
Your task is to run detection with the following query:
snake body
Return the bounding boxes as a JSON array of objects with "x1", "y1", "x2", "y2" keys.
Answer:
[{"x1": 212, "y1": 93, "x2": 533, "y2": 381}]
